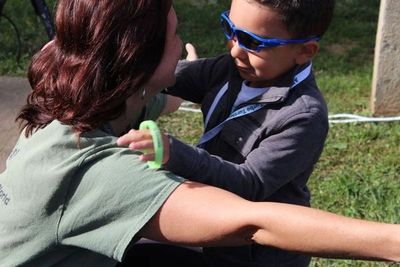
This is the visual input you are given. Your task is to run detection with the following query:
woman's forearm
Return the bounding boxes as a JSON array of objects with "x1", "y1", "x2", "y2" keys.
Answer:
[
  {"x1": 141, "y1": 181, "x2": 400, "y2": 262},
  {"x1": 250, "y1": 202, "x2": 400, "y2": 262}
]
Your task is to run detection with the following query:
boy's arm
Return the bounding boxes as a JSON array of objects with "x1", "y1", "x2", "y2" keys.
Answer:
[
  {"x1": 165, "y1": 111, "x2": 328, "y2": 201},
  {"x1": 166, "y1": 43, "x2": 205, "y2": 103},
  {"x1": 166, "y1": 54, "x2": 232, "y2": 103},
  {"x1": 119, "y1": 110, "x2": 327, "y2": 201}
]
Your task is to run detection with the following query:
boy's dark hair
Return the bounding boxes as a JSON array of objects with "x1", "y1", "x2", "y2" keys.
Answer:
[{"x1": 256, "y1": 0, "x2": 335, "y2": 39}]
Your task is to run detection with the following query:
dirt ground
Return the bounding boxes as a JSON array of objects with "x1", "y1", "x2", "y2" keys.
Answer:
[{"x1": 0, "y1": 76, "x2": 30, "y2": 172}]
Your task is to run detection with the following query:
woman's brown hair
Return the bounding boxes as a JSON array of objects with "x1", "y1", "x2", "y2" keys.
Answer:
[{"x1": 17, "y1": 0, "x2": 172, "y2": 136}]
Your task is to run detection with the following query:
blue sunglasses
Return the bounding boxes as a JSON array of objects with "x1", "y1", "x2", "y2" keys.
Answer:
[{"x1": 220, "y1": 11, "x2": 320, "y2": 52}]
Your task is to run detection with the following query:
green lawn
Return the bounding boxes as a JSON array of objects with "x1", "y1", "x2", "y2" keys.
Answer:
[{"x1": 1, "y1": 1, "x2": 399, "y2": 266}]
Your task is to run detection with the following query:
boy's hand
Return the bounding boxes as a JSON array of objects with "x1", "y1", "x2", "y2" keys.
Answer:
[
  {"x1": 185, "y1": 43, "x2": 198, "y2": 61},
  {"x1": 117, "y1": 129, "x2": 170, "y2": 164}
]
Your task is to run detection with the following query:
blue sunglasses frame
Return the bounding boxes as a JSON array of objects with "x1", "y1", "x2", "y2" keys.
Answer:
[{"x1": 220, "y1": 11, "x2": 320, "y2": 52}]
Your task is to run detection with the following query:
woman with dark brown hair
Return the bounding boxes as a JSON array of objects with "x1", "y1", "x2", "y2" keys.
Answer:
[{"x1": 0, "y1": 0, "x2": 399, "y2": 266}]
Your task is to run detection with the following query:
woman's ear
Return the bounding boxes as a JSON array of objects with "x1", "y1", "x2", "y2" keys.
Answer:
[{"x1": 295, "y1": 41, "x2": 320, "y2": 65}]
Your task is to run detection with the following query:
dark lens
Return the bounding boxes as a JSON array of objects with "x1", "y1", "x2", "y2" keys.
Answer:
[
  {"x1": 236, "y1": 30, "x2": 262, "y2": 51},
  {"x1": 221, "y1": 17, "x2": 233, "y2": 39}
]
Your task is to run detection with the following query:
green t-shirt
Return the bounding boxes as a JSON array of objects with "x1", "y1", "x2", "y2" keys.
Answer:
[{"x1": 0, "y1": 104, "x2": 184, "y2": 266}]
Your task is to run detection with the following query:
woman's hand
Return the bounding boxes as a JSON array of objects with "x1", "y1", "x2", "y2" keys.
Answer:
[{"x1": 117, "y1": 129, "x2": 170, "y2": 164}]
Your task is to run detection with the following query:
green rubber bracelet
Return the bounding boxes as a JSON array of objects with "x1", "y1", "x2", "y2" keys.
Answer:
[{"x1": 139, "y1": 120, "x2": 163, "y2": 169}]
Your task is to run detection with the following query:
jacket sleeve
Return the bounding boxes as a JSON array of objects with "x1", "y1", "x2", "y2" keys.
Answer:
[
  {"x1": 166, "y1": 54, "x2": 232, "y2": 103},
  {"x1": 165, "y1": 110, "x2": 328, "y2": 201}
]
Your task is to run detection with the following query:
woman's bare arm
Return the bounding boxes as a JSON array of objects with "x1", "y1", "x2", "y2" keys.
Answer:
[
  {"x1": 250, "y1": 202, "x2": 400, "y2": 261},
  {"x1": 140, "y1": 181, "x2": 400, "y2": 262},
  {"x1": 140, "y1": 181, "x2": 256, "y2": 247}
]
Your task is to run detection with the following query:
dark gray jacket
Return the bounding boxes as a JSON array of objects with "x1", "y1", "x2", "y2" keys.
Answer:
[{"x1": 166, "y1": 54, "x2": 328, "y2": 267}]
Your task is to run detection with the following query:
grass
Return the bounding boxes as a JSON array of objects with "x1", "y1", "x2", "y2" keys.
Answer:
[{"x1": 1, "y1": 0, "x2": 399, "y2": 266}]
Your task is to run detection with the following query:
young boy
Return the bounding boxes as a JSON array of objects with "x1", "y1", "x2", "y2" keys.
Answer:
[{"x1": 118, "y1": 0, "x2": 334, "y2": 266}]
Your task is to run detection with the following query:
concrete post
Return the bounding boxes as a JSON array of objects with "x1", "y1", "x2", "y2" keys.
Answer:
[{"x1": 371, "y1": 0, "x2": 400, "y2": 116}]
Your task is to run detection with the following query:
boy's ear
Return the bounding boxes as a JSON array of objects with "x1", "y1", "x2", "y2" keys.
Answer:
[{"x1": 295, "y1": 41, "x2": 320, "y2": 65}]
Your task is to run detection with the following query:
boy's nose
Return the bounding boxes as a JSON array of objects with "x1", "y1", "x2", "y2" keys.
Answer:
[{"x1": 229, "y1": 39, "x2": 247, "y2": 59}]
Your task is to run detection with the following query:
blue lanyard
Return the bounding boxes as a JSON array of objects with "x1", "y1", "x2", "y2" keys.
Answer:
[{"x1": 198, "y1": 63, "x2": 312, "y2": 146}]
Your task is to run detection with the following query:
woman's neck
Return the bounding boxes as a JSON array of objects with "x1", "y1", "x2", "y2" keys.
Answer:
[
  {"x1": 109, "y1": 114, "x2": 130, "y2": 136},
  {"x1": 108, "y1": 88, "x2": 151, "y2": 136}
]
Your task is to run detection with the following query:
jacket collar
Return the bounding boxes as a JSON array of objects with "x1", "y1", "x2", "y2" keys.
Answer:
[{"x1": 230, "y1": 59, "x2": 313, "y2": 105}]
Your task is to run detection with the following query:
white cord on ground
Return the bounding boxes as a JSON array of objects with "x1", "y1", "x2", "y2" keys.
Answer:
[
  {"x1": 328, "y1": 114, "x2": 400, "y2": 123},
  {"x1": 178, "y1": 105, "x2": 400, "y2": 124},
  {"x1": 178, "y1": 106, "x2": 202, "y2": 113}
]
